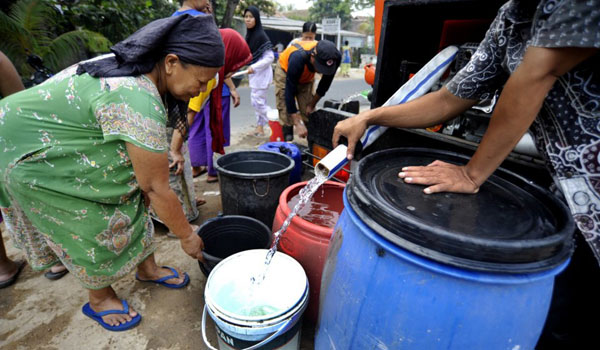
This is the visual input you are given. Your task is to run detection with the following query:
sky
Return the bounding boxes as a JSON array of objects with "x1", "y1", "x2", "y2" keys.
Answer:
[{"x1": 275, "y1": 0, "x2": 375, "y2": 17}]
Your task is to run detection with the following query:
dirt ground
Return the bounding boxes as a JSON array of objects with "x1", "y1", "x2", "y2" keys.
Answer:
[{"x1": 0, "y1": 125, "x2": 316, "y2": 349}]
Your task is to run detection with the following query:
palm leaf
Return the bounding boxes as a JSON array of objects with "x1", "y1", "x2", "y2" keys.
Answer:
[
  {"x1": 0, "y1": 5, "x2": 32, "y2": 75},
  {"x1": 43, "y1": 30, "x2": 111, "y2": 72},
  {"x1": 79, "y1": 30, "x2": 112, "y2": 54},
  {"x1": 10, "y1": 0, "x2": 55, "y2": 50}
]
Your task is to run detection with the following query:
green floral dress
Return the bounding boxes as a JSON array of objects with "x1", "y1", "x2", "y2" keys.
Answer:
[{"x1": 0, "y1": 64, "x2": 168, "y2": 289}]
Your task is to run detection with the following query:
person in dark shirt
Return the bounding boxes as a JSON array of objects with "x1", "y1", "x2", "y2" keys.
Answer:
[{"x1": 274, "y1": 39, "x2": 341, "y2": 140}]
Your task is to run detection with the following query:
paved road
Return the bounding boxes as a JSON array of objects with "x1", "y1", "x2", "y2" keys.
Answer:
[{"x1": 229, "y1": 77, "x2": 371, "y2": 135}]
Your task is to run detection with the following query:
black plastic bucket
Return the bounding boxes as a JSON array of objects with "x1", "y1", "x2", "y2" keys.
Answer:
[
  {"x1": 197, "y1": 215, "x2": 272, "y2": 277},
  {"x1": 215, "y1": 150, "x2": 294, "y2": 228}
]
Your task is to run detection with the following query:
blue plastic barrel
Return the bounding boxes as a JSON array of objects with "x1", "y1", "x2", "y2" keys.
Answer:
[
  {"x1": 316, "y1": 148, "x2": 574, "y2": 350},
  {"x1": 258, "y1": 142, "x2": 302, "y2": 184}
]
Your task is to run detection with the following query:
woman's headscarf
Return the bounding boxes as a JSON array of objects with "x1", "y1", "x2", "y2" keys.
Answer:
[
  {"x1": 209, "y1": 28, "x2": 252, "y2": 154},
  {"x1": 77, "y1": 14, "x2": 224, "y2": 77},
  {"x1": 244, "y1": 6, "x2": 273, "y2": 65},
  {"x1": 77, "y1": 14, "x2": 225, "y2": 139}
]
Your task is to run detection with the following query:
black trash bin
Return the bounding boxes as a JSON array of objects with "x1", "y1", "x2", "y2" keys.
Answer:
[
  {"x1": 215, "y1": 150, "x2": 294, "y2": 228},
  {"x1": 197, "y1": 215, "x2": 272, "y2": 277}
]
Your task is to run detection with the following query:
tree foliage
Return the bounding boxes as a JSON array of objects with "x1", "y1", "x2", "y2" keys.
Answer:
[
  {"x1": 309, "y1": 0, "x2": 353, "y2": 29},
  {"x1": 309, "y1": 0, "x2": 375, "y2": 29},
  {"x1": 357, "y1": 16, "x2": 374, "y2": 35},
  {"x1": 0, "y1": 0, "x2": 111, "y2": 77},
  {"x1": 234, "y1": 0, "x2": 276, "y2": 17},
  {"x1": 0, "y1": 0, "x2": 282, "y2": 80},
  {"x1": 210, "y1": 0, "x2": 276, "y2": 28},
  {"x1": 353, "y1": 0, "x2": 374, "y2": 10},
  {"x1": 52, "y1": 0, "x2": 178, "y2": 44}
]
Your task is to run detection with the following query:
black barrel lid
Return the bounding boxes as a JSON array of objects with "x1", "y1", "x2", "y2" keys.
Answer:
[{"x1": 347, "y1": 148, "x2": 574, "y2": 273}]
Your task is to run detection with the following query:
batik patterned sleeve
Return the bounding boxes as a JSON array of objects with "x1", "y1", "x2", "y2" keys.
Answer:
[
  {"x1": 93, "y1": 76, "x2": 168, "y2": 152},
  {"x1": 445, "y1": 5, "x2": 511, "y2": 101},
  {"x1": 531, "y1": 0, "x2": 600, "y2": 49}
]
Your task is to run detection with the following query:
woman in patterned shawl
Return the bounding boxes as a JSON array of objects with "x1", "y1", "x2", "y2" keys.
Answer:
[{"x1": 0, "y1": 14, "x2": 224, "y2": 331}]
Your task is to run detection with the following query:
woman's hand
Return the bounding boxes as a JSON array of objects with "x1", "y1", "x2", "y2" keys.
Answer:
[
  {"x1": 398, "y1": 160, "x2": 480, "y2": 194},
  {"x1": 230, "y1": 89, "x2": 241, "y2": 107},
  {"x1": 332, "y1": 111, "x2": 370, "y2": 160},
  {"x1": 169, "y1": 148, "x2": 185, "y2": 175},
  {"x1": 296, "y1": 122, "x2": 308, "y2": 138},
  {"x1": 247, "y1": 66, "x2": 255, "y2": 74},
  {"x1": 305, "y1": 104, "x2": 315, "y2": 116},
  {"x1": 180, "y1": 226, "x2": 205, "y2": 261},
  {"x1": 291, "y1": 113, "x2": 307, "y2": 138}
]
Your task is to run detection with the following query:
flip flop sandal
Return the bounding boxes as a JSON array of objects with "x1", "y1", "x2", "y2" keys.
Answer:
[
  {"x1": 206, "y1": 176, "x2": 218, "y2": 183},
  {"x1": 44, "y1": 267, "x2": 69, "y2": 280},
  {"x1": 135, "y1": 266, "x2": 190, "y2": 289},
  {"x1": 82, "y1": 299, "x2": 141, "y2": 332},
  {"x1": 0, "y1": 260, "x2": 26, "y2": 289},
  {"x1": 193, "y1": 167, "x2": 208, "y2": 178}
]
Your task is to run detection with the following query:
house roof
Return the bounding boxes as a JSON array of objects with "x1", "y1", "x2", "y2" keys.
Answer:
[{"x1": 235, "y1": 16, "x2": 366, "y2": 38}]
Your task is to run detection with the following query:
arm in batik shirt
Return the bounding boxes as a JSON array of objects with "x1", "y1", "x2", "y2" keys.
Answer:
[
  {"x1": 400, "y1": 0, "x2": 599, "y2": 195},
  {"x1": 444, "y1": 4, "x2": 511, "y2": 101},
  {"x1": 330, "y1": 4, "x2": 519, "y2": 160}
]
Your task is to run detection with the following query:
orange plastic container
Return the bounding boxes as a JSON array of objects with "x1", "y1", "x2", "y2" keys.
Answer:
[
  {"x1": 364, "y1": 63, "x2": 376, "y2": 86},
  {"x1": 272, "y1": 181, "x2": 345, "y2": 324}
]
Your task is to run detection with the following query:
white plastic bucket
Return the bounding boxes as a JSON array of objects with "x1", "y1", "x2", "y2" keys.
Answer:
[{"x1": 202, "y1": 249, "x2": 309, "y2": 350}]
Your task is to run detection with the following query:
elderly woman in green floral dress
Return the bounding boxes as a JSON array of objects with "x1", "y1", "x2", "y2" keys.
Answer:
[{"x1": 0, "y1": 14, "x2": 224, "y2": 331}]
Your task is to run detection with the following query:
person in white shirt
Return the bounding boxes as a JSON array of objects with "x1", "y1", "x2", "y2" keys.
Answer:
[{"x1": 244, "y1": 6, "x2": 274, "y2": 137}]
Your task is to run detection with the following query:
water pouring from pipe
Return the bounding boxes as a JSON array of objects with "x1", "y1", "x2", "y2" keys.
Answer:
[{"x1": 252, "y1": 46, "x2": 461, "y2": 283}]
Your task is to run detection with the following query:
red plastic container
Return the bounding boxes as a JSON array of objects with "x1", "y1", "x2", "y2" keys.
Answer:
[
  {"x1": 269, "y1": 120, "x2": 284, "y2": 142},
  {"x1": 272, "y1": 181, "x2": 345, "y2": 324}
]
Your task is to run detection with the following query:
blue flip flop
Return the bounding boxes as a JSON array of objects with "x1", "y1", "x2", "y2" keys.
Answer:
[
  {"x1": 82, "y1": 299, "x2": 141, "y2": 331},
  {"x1": 135, "y1": 266, "x2": 190, "y2": 289}
]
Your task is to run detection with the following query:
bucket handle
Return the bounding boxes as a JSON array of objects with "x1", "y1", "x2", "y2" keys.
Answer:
[
  {"x1": 252, "y1": 178, "x2": 270, "y2": 197},
  {"x1": 201, "y1": 304, "x2": 300, "y2": 350}
]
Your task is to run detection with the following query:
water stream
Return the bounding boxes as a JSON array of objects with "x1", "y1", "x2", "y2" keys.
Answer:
[
  {"x1": 337, "y1": 90, "x2": 369, "y2": 109},
  {"x1": 237, "y1": 91, "x2": 367, "y2": 314},
  {"x1": 251, "y1": 172, "x2": 329, "y2": 285}
]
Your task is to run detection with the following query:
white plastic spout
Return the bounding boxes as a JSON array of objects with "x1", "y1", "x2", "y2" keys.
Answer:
[
  {"x1": 314, "y1": 45, "x2": 460, "y2": 180},
  {"x1": 315, "y1": 144, "x2": 348, "y2": 179}
]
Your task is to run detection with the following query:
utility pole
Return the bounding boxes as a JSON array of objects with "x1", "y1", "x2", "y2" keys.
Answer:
[{"x1": 336, "y1": 16, "x2": 341, "y2": 51}]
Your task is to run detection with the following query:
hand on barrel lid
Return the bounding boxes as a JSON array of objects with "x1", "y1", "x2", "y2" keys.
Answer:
[{"x1": 399, "y1": 160, "x2": 480, "y2": 195}]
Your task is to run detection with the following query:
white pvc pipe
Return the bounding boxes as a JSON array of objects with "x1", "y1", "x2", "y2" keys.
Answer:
[
  {"x1": 231, "y1": 69, "x2": 249, "y2": 78},
  {"x1": 315, "y1": 45, "x2": 460, "y2": 179}
]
